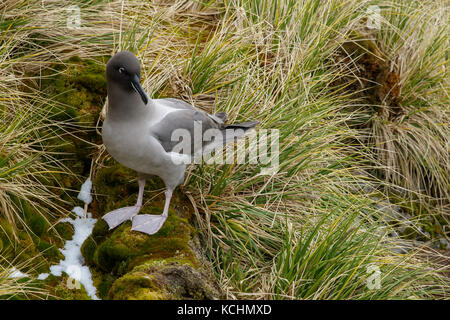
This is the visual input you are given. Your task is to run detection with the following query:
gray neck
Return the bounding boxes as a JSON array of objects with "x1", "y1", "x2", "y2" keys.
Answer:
[{"x1": 106, "y1": 81, "x2": 151, "y2": 122}]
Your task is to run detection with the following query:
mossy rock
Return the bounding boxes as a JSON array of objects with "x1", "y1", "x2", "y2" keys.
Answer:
[
  {"x1": 54, "y1": 222, "x2": 74, "y2": 241},
  {"x1": 80, "y1": 162, "x2": 220, "y2": 300},
  {"x1": 93, "y1": 161, "x2": 163, "y2": 212},
  {"x1": 0, "y1": 196, "x2": 71, "y2": 275},
  {"x1": 90, "y1": 210, "x2": 192, "y2": 274},
  {"x1": 92, "y1": 269, "x2": 117, "y2": 299},
  {"x1": 0, "y1": 218, "x2": 51, "y2": 274},
  {"x1": 0, "y1": 218, "x2": 15, "y2": 246},
  {"x1": 43, "y1": 273, "x2": 91, "y2": 300},
  {"x1": 109, "y1": 271, "x2": 170, "y2": 300},
  {"x1": 83, "y1": 205, "x2": 219, "y2": 299},
  {"x1": 40, "y1": 55, "x2": 108, "y2": 124},
  {"x1": 36, "y1": 56, "x2": 109, "y2": 200},
  {"x1": 35, "y1": 240, "x2": 63, "y2": 263},
  {"x1": 108, "y1": 259, "x2": 217, "y2": 300}
]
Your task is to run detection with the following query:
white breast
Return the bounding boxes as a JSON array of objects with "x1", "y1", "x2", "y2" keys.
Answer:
[{"x1": 102, "y1": 100, "x2": 181, "y2": 175}]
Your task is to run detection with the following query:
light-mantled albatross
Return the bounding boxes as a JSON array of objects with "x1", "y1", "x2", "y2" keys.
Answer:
[{"x1": 102, "y1": 50, "x2": 258, "y2": 235}]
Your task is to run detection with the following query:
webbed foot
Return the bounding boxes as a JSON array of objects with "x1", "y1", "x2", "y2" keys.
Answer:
[
  {"x1": 131, "y1": 214, "x2": 167, "y2": 235},
  {"x1": 103, "y1": 206, "x2": 141, "y2": 230}
]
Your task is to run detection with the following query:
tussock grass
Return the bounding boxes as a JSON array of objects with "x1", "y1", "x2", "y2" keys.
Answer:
[
  {"x1": 342, "y1": 0, "x2": 449, "y2": 226},
  {"x1": 0, "y1": 252, "x2": 49, "y2": 299},
  {"x1": 113, "y1": 0, "x2": 449, "y2": 299},
  {"x1": 0, "y1": 32, "x2": 64, "y2": 236},
  {"x1": 0, "y1": 0, "x2": 124, "y2": 236},
  {"x1": 0, "y1": 0, "x2": 121, "y2": 296},
  {"x1": 376, "y1": 0, "x2": 449, "y2": 206},
  {"x1": 0, "y1": 0, "x2": 117, "y2": 71}
]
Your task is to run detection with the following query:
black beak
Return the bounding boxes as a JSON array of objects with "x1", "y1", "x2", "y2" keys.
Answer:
[{"x1": 130, "y1": 74, "x2": 148, "y2": 105}]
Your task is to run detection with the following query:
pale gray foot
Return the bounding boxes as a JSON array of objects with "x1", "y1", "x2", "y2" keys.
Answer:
[
  {"x1": 131, "y1": 214, "x2": 167, "y2": 235},
  {"x1": 103, "y1": 206, "x2": 141, "y2": 230},
  {"x1": 102, "y1": 177, "x2": 146, "y2": 230},
  {"x1": 131, "y1": 188, "x2": 173, "y2": 235}
]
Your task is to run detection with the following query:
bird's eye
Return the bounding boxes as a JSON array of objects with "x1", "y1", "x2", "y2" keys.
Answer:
[{"x1": 118, "y1": 67, "x2": 125, "y2": 74}]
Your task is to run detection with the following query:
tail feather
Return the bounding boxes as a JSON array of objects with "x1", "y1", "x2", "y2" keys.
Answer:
[
  {"x1": 224, "y1": 121, "x2": 259, "y2": 130},
  {"x1": 201, "y1": 120, "x2": 259, "y2": 155}
]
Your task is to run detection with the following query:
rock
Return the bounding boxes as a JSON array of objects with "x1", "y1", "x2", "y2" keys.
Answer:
[
  {"x1": 81, "y1": 162, "x2": 221, "y2": 300},
  {"x1": 43, "y1": 273, "x2": 91, "y2": 300},
  {"x1": 109, "y1": 260, "x2": 218, "y2": 300}
]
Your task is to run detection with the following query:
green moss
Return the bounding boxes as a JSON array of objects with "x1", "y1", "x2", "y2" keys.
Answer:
[
  {"x1": 36, "y1": 240, "x2": 63, "y2": 263},
  {"x1": 87, "y1": 208, "x2": 195, "y2": 274},
  {"x1": 0, "y1": 219, "x2": 43, "y2": 272},
  {"x1": 0, "y1": 218, "x2": 15, "y2": 247},
  {"x1": 93, "y1": 162, "x2": 163, "y2": 214},
  {"x1": 40, "y1": 55, "x2": 108, "y2": 124},
  {"x1": 43, "y1": 274, "x2": 91, "y2": 300},
  {"x1": 17, "y1": 200, "x2": 50, "y2": 238},
  {"x1": 78, "y1": 161, "x2": 218, "y2": 300},
  {"x1": 54, "y1": 222, "x2": 74, "y2": 241},
  {"x1": 28, "y1": 215, "x2": 49, "y2": 238},
  {"x1": 81, "y1": 219, "x2": 110, "y2": 270},
  {"x1": 80, "y1": 236, "x2": 97, "y2": 265},
  {"x1": 6, "y1": 195, "x2": 51, "y2": 238},
  {"x1": 93, "y1": 163, "x2": 139, "y2": 211},
  {"x1": 108, "y1": 272, "x2": 169, "y2": 300},
  {"x1": 92, "y1": 219, "x2": 110, "y2": 237},
  {"x1": 95, "y1": 272, "x2": 117, "y2": 300},
  {"x1": 37, "y1": 56, "x2": 109, "y2": 195},
  {"x1": 108, "y1": 260, "x2": 217, "y2": 300},
  {"x1": 91, "y1": 219, "x2": 149, "y2": 273},
  {"x1": 0, "y1": 215, "x2": 63, "y2": 275}
]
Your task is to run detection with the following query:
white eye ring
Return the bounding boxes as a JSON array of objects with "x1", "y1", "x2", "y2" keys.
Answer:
[{"x1": 118, "y1": 67, "x2": 125, "y2": 74}]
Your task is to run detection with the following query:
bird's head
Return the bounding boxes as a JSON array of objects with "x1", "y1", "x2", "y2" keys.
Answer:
[{"x1": 106, "y1": 50, "x2": 148, "y2": 105}]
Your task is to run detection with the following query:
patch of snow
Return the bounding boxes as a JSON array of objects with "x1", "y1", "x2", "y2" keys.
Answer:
[
  {"x1": 37, "y1": 273, "x2": 49, "y2": 280},
  {"x1": 77, "y1": 178, "x2": 93, "y2": 205},
  {"x1": 38, "y1": 177, "x2": 99, "y2": 300},
  {"x1": 49, "y1": 207, "x2": 99, "y2": 300},
  {"x1": 8, "y1": 267, "x2": 29, "y2": 279},
  {"x1": 72, "y1": 206, "x2": 86, "y2": 218}
]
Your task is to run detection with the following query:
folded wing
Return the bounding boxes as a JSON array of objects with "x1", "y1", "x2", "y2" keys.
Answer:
[{"x1": 150, "y1": 98, "x2": 258, "y2": 157}]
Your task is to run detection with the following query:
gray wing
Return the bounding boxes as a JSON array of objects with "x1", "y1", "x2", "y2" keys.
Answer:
[
  {"x1": 150, "y1": 99, "x2": 225, "y2": 155},
  {"x1": 154, "y1": 98, "x2": 227, "y2": 123},
  {"x1": 154, "y1": 98, "x2": 195, "y2": 111}
]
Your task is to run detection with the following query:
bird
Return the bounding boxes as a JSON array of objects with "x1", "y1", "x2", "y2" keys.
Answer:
[{"x1": 101, "y1": 51, "x2": 258, "y2": 235}]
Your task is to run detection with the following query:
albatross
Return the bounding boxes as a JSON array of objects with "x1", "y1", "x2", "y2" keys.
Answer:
[{"x1": 101, "y1": 51, "x2": 258, "y2": 235}]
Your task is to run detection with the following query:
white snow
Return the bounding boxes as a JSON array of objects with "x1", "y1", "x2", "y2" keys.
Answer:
[
  {"x1": 77, "y1": 178, "x2": 93, "y2": 205},
  {"x1": 8, "y1": 267, "x2": 29, "y2": 279},
  {"x1": 72, "y1": 206, "x2": 85, "y2": 217},
  {"x1": 37, "y1": 178, "x2": 99, "y2": 300},
  {"x1": 37, "y1": 273, "x2": 49, "y2": 280},
  {"x1": 48, "y1": 206, "x2": 99, "y2": 300}
]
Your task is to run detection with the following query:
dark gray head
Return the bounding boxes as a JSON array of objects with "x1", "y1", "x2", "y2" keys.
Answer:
[{"x1": 106, "y1": 51, "x2": 148, "y2": 105}]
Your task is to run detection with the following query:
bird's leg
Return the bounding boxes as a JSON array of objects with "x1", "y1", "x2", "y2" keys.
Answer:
[
  {"x1": 161, "y1": 189, "x2": 173, "y2": 218},
  {"x1": 103, "y1": 177, "x2": 146, "y2": 230},
  {"x1": 131, "y1": 188, "x2": 173, "y2": 235}
]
